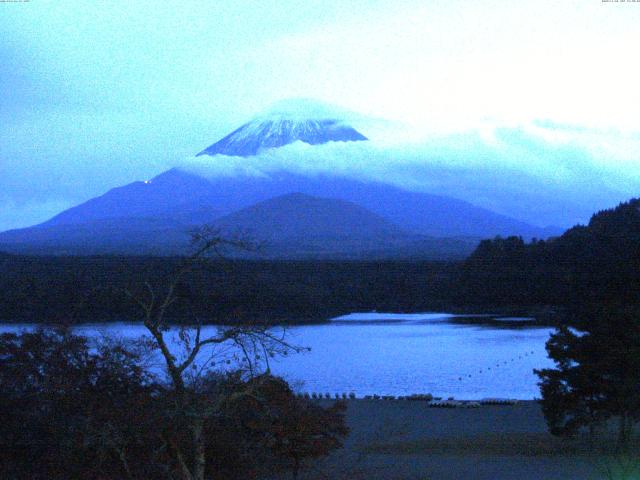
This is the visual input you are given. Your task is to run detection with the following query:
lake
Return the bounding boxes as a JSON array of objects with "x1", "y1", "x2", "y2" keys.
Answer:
[{"x1": 0, "y1": 312, "x2": 554, "y2": 400}]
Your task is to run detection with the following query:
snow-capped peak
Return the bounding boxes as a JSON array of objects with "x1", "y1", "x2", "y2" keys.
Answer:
[{"x1": 196, "y1": 98, "x2": 368, "y2": 157}]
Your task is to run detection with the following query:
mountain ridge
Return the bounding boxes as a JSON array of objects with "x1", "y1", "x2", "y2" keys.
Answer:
[
  {"x1": 0, "y1": 191, "x2": 480, "y2": 259},
  {"x1": 0, "y1": 98, "x2": 565, "y2": 257},
  {"x1": 30, "y1": 167, "x2": 557, "y2": 237}
]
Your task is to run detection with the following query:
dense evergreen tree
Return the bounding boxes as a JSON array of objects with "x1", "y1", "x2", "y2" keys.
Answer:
[
  {"x1": 458, "y1": 198, "x2": 640, "y2": 313},
  {"x1": 535, "y1": 306, "x2": 640, "y2": 449},
  {"x1": 456, "y1": 199, "x2": 640, "y2": 445}
]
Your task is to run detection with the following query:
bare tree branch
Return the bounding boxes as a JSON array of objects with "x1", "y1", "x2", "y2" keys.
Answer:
[{"x1": 123, "y1": 226, "x2": 303, "y2": 480}]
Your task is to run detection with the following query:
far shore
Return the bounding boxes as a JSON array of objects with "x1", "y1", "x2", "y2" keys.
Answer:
[{"x1": 0, "y1": 304, "x2": 564, "y2": 327}]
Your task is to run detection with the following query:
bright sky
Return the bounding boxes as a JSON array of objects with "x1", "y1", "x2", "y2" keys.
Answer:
[{"x1": 1, "y1": 0, "x2": 639, "y2": 229}]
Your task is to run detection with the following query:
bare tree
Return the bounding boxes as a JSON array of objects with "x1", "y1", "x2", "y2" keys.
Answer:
[{"x1": 125, "y1": 227, "x2": 303, "y2": 480}]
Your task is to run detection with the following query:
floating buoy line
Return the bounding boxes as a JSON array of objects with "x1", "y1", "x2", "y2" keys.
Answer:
[
  {"x1": 457, "y1": 349, "x2": 537, "y2": 381},
  {"x1": 296, "y1": 351, "x2": 539, "y2": 402}
]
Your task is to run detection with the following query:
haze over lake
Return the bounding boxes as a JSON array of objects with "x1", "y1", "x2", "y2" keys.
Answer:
[{"x1": 0, "y1": 313, "x2": 553, "y2": 399}]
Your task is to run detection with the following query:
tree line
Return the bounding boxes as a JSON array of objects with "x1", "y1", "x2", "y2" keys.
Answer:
[
  {"x1": 458, "y1": 199, "x2": 640, "y2": 314},
  {"x1": 0, "y1": 255, "x2": 458, "y2": 324}
]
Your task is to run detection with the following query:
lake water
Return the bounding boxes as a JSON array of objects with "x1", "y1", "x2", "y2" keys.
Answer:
[{"x1": 0, "y1": 313, "x2": 555, "y2": 400}]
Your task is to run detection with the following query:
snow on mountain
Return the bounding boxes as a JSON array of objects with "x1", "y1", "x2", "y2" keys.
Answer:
[{"x1": 196, "y1": 98, "x2": 368, "y2": 157}]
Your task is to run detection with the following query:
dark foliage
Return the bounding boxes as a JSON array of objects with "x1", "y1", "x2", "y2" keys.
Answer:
[
  {"x1": 458, "y1": 198, "x2": 640, "y2": 315},
  {"x1": 0, "y1": 329, "x2": 162, "y2": 479},
  {"x1": 535, "y1": 306, "x2": 640, "y2": 449},
  {"x1": 524, "y1": 200, "x2": 640, "y2": 448},
  {"x1": 0, "y1": 330, "x2": 348, "y2": 479},
  {"x1": 210, "y1": 374, "x2": 349, "y2": 479},
  {"x1": 0, "y1": 257, "x2": 458, "y2": 324}
]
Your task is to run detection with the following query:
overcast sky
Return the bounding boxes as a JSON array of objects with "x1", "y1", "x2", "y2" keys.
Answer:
[{"x1": 1, "y1": 0, "x2": 639, "y2": 230}]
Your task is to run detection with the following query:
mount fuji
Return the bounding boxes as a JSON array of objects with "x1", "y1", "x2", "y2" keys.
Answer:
[
  {"x1": 197, "y1": 98, "x2": 367, "y2": 157},
  {"x1": 0, "y1": 99, "x2": 559, "y2": 257}
]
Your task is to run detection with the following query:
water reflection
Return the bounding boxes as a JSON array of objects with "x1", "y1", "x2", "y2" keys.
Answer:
[{"x1": 0, "y1": 313, "x2": 554, "y2": 399}]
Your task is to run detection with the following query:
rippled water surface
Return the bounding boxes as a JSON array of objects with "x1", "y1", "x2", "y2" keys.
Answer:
[{"x1": 0, "y1": 313, "x2": 554, "y2": 399}]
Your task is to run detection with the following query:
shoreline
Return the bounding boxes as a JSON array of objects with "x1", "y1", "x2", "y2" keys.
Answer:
[
  {"x1": 297, "y1": 399, "x2": 634, "y2": 480},
  {"x1": 0, "y1": 305, "x2": 563, "y2": 327}
]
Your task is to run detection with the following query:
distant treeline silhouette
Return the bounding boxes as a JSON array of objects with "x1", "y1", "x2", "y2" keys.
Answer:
[
  {"x1": 2, "y1": 198, "x2": 639, "y2": 324},
  {"x1": 458, "y1": 198, "x2": 640, "y2": 318},
  {"x1": 0, "y1": 256, "x2": 458, "y2": 324}
]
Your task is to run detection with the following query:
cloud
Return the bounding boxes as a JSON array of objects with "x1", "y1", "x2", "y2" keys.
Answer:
[
  {"x1": 1, "y1": 99, "x2": 637, "y2": 232},
  {"x1": 2, "y1": 1, "x2": 639, "y2": 230},
  {"x1": 179, "y1": 121, "x2": 640, "y2": 228}
]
